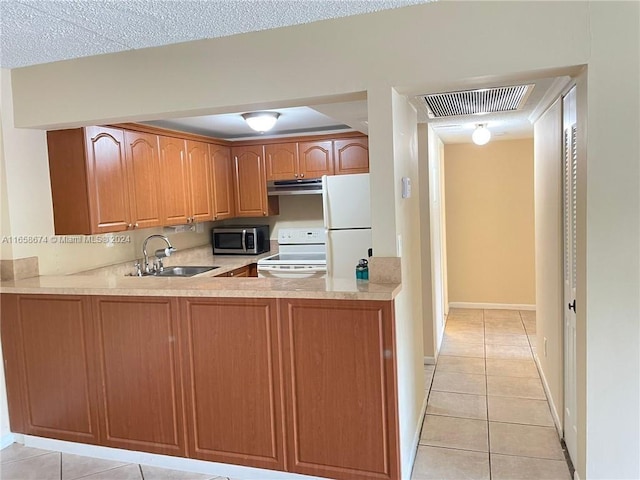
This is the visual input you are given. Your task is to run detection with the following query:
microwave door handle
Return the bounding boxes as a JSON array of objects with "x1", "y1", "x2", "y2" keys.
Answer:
[{"x1": 241, "y1": 229, "x2": 247, "y2": 252}]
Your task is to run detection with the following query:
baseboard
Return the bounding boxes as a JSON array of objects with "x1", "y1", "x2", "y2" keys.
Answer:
[
  {"x1": 403, "y1": 391, "x2": 429, "y2": 479},
  {"x1": 423, "y1": 356, "x2": 435, "y2": 365},
  {"x1": 533, "y1": 353, "x2": 563, "y2": 435},
  {"x1": 19, "y1": 436, "x2": 320, "y2": 480},
  {"x1": 0, "y1": 433, "x2": 15, "y2": 450},
  {"x1": 449, "y1": 302, "x2": 536, "y2": 311}
]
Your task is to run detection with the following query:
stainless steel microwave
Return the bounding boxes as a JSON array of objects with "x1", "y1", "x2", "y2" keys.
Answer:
[{"x1": 212, "y1": 226, "x2": 270, "y2": 255}]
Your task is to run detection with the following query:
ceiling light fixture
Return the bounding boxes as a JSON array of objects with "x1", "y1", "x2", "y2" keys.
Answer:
[
  {"x1": 472, "y1": 124, "x2": 491, "y2": 145},
  {"x1": 242, "y1": 112, "x2": 280, "y2": 133}
]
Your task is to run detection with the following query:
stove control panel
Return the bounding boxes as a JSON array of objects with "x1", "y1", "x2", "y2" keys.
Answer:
[{"x1": 278, "y1": 228, "x2": 326, "y2": 245}]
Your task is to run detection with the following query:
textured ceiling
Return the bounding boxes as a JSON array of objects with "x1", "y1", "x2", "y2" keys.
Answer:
[{"x1": 0, "y1": 0, "x2": 428, "y2": 69}]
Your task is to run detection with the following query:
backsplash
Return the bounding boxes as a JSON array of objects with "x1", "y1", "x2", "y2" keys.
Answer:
[{"x1": 222, "y1": 194, "x2": 323, "y2": 239}]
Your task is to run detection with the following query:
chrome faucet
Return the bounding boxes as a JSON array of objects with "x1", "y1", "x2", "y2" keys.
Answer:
[{"x1": 142, "y1": 234, "x2": 176, "y2": 274}]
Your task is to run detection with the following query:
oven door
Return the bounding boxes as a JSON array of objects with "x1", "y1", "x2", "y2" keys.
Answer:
[{"x1": 257, "y1": 264, "x2": 327, "y2": 279}]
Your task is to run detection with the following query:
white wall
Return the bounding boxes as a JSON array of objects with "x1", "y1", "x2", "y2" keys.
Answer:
[
  {"x1": 418, "y1": 124, "x2": 434, "y2": 360},
  {"x1": 388, "y1": 89, "x2": 424, "y2": 477},
  {"x1": 533, "y1": 98, "x2": 564, "y2": 431},
  {"x1": 427, "y1": 126, "x2": 447, "y2": 356},
  {"x1": 583, "y1": 4, "x2": 639, "y2": 478}
]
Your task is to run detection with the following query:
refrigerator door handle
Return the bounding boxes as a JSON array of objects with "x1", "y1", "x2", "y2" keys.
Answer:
[
  {"x1": 322, "y1": 175, "x2": 330, "y2": 229},
  {"x1": 325, "y1": 229, "x2": 332, "y2": 276}
]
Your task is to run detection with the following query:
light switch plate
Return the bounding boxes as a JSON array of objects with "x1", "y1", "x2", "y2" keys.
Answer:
[{"x1": 402, "y1": 176, "x2": 411, "y2": 198}]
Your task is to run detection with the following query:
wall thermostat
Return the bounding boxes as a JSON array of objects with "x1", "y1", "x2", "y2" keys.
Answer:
[{"x1": 402, "y1": 176, "x2": 412, "y2": 198}]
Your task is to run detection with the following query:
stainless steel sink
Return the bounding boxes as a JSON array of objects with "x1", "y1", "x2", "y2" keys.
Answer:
[{"x1": 154, "y1": 266, "x2": 219, "y2": 277}]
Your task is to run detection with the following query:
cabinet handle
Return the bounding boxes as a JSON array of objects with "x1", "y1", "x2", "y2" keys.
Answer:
[
  {"x1": 294, "y1": 173, "x2": 298, "y2": 178},
  {"x1": 300, "y1": 173, "x2": 305, "y2": 178},
  {"x1": 134, "y1": 223, "x2": 139, "y2": 228},
  {"x1": 127, "y1": 223, "x2": 133, "y2": 229},
  {"x1": 229, "y1": 272, "x2": 234, "y2": 276},
  {"x1": 263, "y1": 211, "x2": 266, "y2": 216}
]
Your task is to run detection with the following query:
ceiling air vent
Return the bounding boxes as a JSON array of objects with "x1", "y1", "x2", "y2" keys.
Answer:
[{"x1": 422, "y1": 84, "x2": 534, "y2": 118}]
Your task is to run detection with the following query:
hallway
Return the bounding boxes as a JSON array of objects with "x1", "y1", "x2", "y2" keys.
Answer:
[{"x1": 412, "y1": 308, "x2": 572, "y2": 480}]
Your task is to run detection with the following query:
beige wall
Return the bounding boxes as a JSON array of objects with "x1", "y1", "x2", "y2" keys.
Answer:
[
  {"x1": 584, "y1": 4, "x2": 639, "y2": 477},
  {"x1": 533, "y1": 99, "x2": 564, "y2": 431},
  {"x1": 427, "y1": 126, "x2": 448, "y2": 356},
  {"x1": 418, "y1": 124, "x2": 435, "y2": 360},
  {"x1": 444, "y1": 140, "x2": 535, "y2": 305},
  {"x1": 224, "y1": 194, "x2": 324, "y2": 240},
  {"x1": 387, "y1": 89, "x2": 424, "y2": 474}
]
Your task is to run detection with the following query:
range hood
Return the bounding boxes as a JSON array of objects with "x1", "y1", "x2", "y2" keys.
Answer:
[{"x1": 267, "y1": 178, "x2": 323, "y2": 196}]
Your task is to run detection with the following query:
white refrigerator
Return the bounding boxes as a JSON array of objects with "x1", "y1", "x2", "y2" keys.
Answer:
[{"x1": 322, "y1": 173, "x2": 372, "y2": 279}]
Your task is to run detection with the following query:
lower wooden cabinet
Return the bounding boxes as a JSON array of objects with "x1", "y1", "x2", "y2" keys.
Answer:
[
  {"x1": 218, "y1": 264, "x2": 258, "y2": 277},
  {"x1": 180, "y1": 298, "x2": 284, "y2": 470},
  {"x1": 280, "y1": 298, "x2": 400, "y2": 480},
  {"x1": 0, "y1": 294, "x2": 101, "y2": 444},
  {"x1": 0, "y1": 294, "x2": 398, "y2": 480},
  {"x1": 92, "y1": 296, "x2": 185, "y2": 456}
]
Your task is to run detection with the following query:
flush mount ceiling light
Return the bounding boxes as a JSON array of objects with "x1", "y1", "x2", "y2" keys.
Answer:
[
  {"x1": 242, "y1": 112, "x2": 280, "y2": 133},
  {"x1": 472, "y1": 124, "x2": 491, "y2": 145}
]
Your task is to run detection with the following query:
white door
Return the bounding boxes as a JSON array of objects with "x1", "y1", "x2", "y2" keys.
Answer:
[
  {"x1": 322, "y1": 173, "x2": 371, "y2": 229},
  {"x1": 326, "y1": 229, "x2": 372, "y2": 279},
  {"x1": 563, "y1": 87, "x2": 578, "y2": 463}
]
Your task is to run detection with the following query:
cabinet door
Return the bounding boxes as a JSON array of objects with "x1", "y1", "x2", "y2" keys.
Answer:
[
  {"x1": 186, "y1": 140, "x2": 214, "y2": 222},
  {"x1": 209, "y1": 144, "x2": 235, "y2": 220},
  {"x1": 280, "y1": 299, "x2": 400, "y2": 480},
  {"x1": 181, "y1": 298, "x2": 284, "y2": 471},
  {"x1": 159, "y1": 136, "x2": 191, "y2": 225},
  {"x1": 93, "y1": 297, "x2": 185, "y2": 457},
  {"x1": 0, "y1": 294, "x2": 101, "y2": 444},
  {"x1": 298, "y1": 140, "x2": 334, "y2": 179},
  {"x1": 84, "y1": 126, "x2": 130, "y2": 233},
  {"x1": 232, "y1": 145, "x2": 268, "y2": 217},
  {"x1": 124, "y1": 131, "x2": 163, "y2": 229},
  {"x1": 334, "y1": 137, "x2": 369, "y2": 175},
  {"x1": 265, "y1": 143, "x2": 298, "y2": 181}
]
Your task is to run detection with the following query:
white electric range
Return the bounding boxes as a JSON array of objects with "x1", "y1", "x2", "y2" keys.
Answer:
[{"x1": 257, "y1": 228, "x2": 327, "y2": 279}]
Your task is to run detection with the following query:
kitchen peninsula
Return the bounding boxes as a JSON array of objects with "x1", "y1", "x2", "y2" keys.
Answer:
[{"x1": 0, "y1": 268, "x2": 401, "y2": 480}]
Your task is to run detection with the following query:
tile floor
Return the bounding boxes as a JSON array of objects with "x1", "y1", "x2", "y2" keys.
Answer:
[
  {"x1": 0, "y1": 444, "x2": 235, "y2": 480},
  {"x1": 413, "y1": 308, "x2": 572, "y2": 480}
]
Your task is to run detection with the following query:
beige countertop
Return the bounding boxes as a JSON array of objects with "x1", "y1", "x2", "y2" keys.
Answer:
[
  {"x1": 0, "y1": 247, "x2": 400, "y2": 300},
  {"x1": 0, "y1": 275, "x2": 401, "y2": 301}
]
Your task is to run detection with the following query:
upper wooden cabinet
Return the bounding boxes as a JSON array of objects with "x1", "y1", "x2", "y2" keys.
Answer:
[
  {"x1": 232, "y1": 145, "x2": 279, "y2": 217},
  {"x1": 265, "y1": 143, "x2": 298, "y2": 181},
  {"x1": 47, "y1": 125, "x2": 366, "y2": 234},
  {"x1": 48, "y1": 126, "x2": 133, "y2": 234},
  {"x1": 124, "y1": 131, "x2": 163, "y2": 229},
  {"x1": 185, "y1": 140, "x2": 214, "y2": 223},
  {"x1": 209, "y1": 144, "x2": 235, "y2": 220},
  {"x1": 0, "y1": 294, "x2": 101, "y2": 445},
  {"x1": 334, "y1": 137, "x2": 369, "y2": 175},
  {"x1": 158, "y1": 136, "x2": 191, "y2": 226},
  {"x1": 298, "y1": 140, "x2": 334, "y2": 178}
]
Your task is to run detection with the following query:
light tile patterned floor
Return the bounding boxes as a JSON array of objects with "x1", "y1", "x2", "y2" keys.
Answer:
[
  {"x1": 0, "y1": 444, "x2": 235, "y2": 480},
  {"x1": 412, "y1": 309, "x2": 573, "y2": 480}
]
